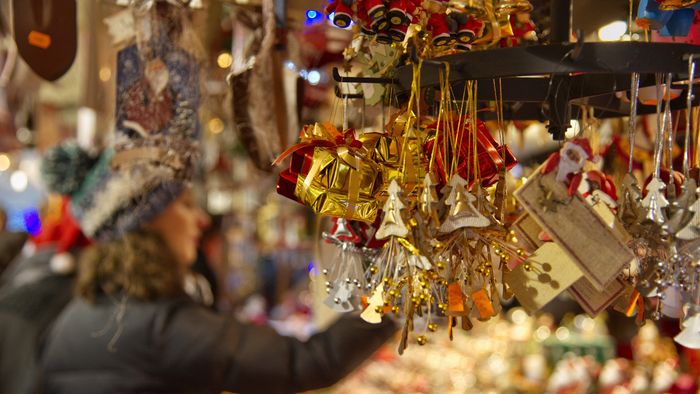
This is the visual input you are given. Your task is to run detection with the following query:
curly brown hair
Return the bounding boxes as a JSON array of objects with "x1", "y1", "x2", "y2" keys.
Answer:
[{"x1": 76, "y1": 231, "x2": 186, "y2": 301}]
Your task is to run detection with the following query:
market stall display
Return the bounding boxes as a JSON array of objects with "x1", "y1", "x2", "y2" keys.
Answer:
[{"x1": 1, "y1": 0, "x2": 700, "y2": 392}]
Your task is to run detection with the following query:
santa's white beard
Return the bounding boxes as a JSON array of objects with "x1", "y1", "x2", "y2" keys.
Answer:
[{"x1": 556, "y1": 155, "x2": 584, "y2": 182}]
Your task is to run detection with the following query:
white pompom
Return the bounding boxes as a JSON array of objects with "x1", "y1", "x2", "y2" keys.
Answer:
[{"x1": 50, "y1": 253, "x2": 76, "y2": 275}]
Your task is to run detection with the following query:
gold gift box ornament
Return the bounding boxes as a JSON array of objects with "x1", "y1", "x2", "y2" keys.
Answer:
[
  {"x1": 275, "y1": 123, "x2": 383, "y2": 223},
  {"x1": 370, "y1": 110, "x2": 430, "y2": 201}
]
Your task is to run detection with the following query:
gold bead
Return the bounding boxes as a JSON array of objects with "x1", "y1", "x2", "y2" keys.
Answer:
[
  {"x1": 416, "y1": 335, "x2": 428, "y2": 345},
  {"x1": 438, "y1": 303, "x2": 447, "y2": 310},
  {"x1": 370, "y1": 266, "x2": 378, "y2": 274},
  {"x1": 516, "y1": 249, "x2": 525, "y2": 257},
  {"x1": 437, "y1": 262, "x2": 445, "y2": 270},
  {"x1": 375, "y1": 306, "x2": 383, "y2": 313},
  {"x1": 523, "y1": 263, "x2": 532, "y2": 272},
  {"x1": 428, "y1": 323, "x2": 438, "y2": 332},
  {"x1": 392, "y1": 306, "x2": 400, "y2": 313}
]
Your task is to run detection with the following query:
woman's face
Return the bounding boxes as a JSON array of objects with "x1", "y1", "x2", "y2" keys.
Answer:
[{"x1": 146, "y1": 189, "x2": 208, "y2": 268}]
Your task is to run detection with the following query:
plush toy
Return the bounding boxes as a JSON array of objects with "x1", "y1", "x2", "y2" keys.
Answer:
[
  {"x1": 388, "y1": 22, "x2": 408, "y2": 41},
  {"x1": 356, "y1": 2, "x2": 377, "y2": 35},
  {"x1": 428, "y1": 12, "x2": 452, "y2": 45},
  {"x1": 658, "y1": 0, "x2": 700, "y2": 10},
  {"x1": 387, "y1": 0, "x2": 410, "y2": 25},
  {"x1": 448, "y1": 11, "x2": 483, "y2": 43},
  {"x1": 637, "y1": 0, "x2": 700, "y2": 36},
  {"x1": 500, "y1": 13, "x2": 537, "y2": 47},
  {"x1": 363, "y1": 0, "x2": 388, "y2": 24},
  {"x1": 326, "y1": 0, "x2": 354, "y2": 28},
  {"x1": 376, "y1": 31, "x2": 394, "y2": 43}
]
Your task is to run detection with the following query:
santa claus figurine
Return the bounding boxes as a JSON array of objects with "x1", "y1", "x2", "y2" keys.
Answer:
[{"x1": 541, "y1": 138, "x2": 618, "y2": 208}]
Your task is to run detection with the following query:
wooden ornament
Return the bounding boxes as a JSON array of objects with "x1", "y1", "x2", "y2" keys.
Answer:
[
  {"x1": 504, "y1": 242, "x2": 583, "y2": 314},
  {"x1": 569, "y1": 277, "x2": 627, "y2": 317},
  {"x1": 514, "y1": 168, "x2": 635, "y2": 291},
  {"x1": 360, "y1": 287, "x2": 385, "y2": 324}
]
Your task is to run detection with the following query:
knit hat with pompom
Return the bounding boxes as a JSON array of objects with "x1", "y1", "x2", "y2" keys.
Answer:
[{"x1": 41, "y1": 11, "x2": 200, "y2": 241}]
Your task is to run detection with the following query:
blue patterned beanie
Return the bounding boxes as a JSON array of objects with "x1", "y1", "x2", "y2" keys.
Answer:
[{"x1": 42, "y1": 28, "x2": 200, "y2": 241}]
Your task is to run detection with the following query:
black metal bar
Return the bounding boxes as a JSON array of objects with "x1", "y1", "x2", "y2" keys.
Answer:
[
  {"x1": 332, "y1": 67, "x2": 397, "y2": 84},
  {"x1": 550, "y1": 0, "x2": 572, "y2": 44},
  {"x1": 572, "y1": 90, "x2": 700, "y2": 116},
  {"x1": 394, "y1": 43, "x2": 700, "y2": 93}
]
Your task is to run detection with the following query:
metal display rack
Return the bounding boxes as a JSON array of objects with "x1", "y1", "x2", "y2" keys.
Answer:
[{"x1": 332, "y1": 0, "x2": 700, "y2": 140}]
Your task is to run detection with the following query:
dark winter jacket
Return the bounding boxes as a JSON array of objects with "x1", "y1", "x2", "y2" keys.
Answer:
[
  {"x1": 39, "y1": 296, "x2": 396, "y2": 394},
  {"x1": 0, "y1": 248, "x2": 74, "y2": 394},
  {"x1": 0, "y1": 230, "x2": 28, "y2": 274}
]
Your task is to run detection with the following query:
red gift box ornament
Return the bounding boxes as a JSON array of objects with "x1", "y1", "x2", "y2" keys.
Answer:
[
  {"x1": 424, "y1": 116, "x2": 517, "y2": 188},
  {"x1": 274, "y1": 123, "x2": 383, "y2": 223}
]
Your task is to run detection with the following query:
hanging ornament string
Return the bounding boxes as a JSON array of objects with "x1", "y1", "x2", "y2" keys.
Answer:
[
  {"x1": 684, "y1": 55, "x2": 695, "y2": 178},
  {"x1": 493, "y1": 77, "x2": 508, "y2": 222},
  {"x1": 653, "y1": 73, "x2": 668, "y2": 179},
  {"x1": 342, "y1": 93, "x2": 349, "y2": 131},
  {"x1": 629, "y1": 72, "x2": 641, "y2": 174},
  {"x1": 695, "y1": 106, "x2": 700, "y2": 169},
  {"x1": 629, "y1": 0, "x2": 634, "y2": 42},
  {"x1": 667, "y1": 110, "x2": 681, "y2": 177},
  {"x1": 471, "y1": 80, "x2": 481, "y2": 184}
]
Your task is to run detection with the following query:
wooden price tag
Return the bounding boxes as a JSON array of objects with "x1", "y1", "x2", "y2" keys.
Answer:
[
  {"x1": 505, "y1": 242, "x2": 583, "y2": 314},
  {"x1": 514, "y1": 168, "x2": 635, "y2": 291},
  {"x1": 569, "y1": 277, "x2": 627, "y2": 317},
  {"x1": 512, "y1": 213, "x2": 544, "y2": 252}
]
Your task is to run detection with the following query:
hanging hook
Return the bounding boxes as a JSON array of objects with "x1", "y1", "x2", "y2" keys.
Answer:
[{"x1": 331, "y1": 67, "x2": 397, "y2": 84}]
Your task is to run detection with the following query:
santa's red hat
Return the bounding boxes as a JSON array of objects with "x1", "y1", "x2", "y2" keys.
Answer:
[{"x1": 565, "y1": 138, "x2": 594, "y2": 161}]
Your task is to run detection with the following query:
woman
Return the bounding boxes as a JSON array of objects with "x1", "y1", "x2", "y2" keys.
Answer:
[
  {"x1": 38, "y1": 187, "x2": 395, "y2": 393},
  {"x1": 37, "y1": 5, "x2": 395, "y2": 391}
]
